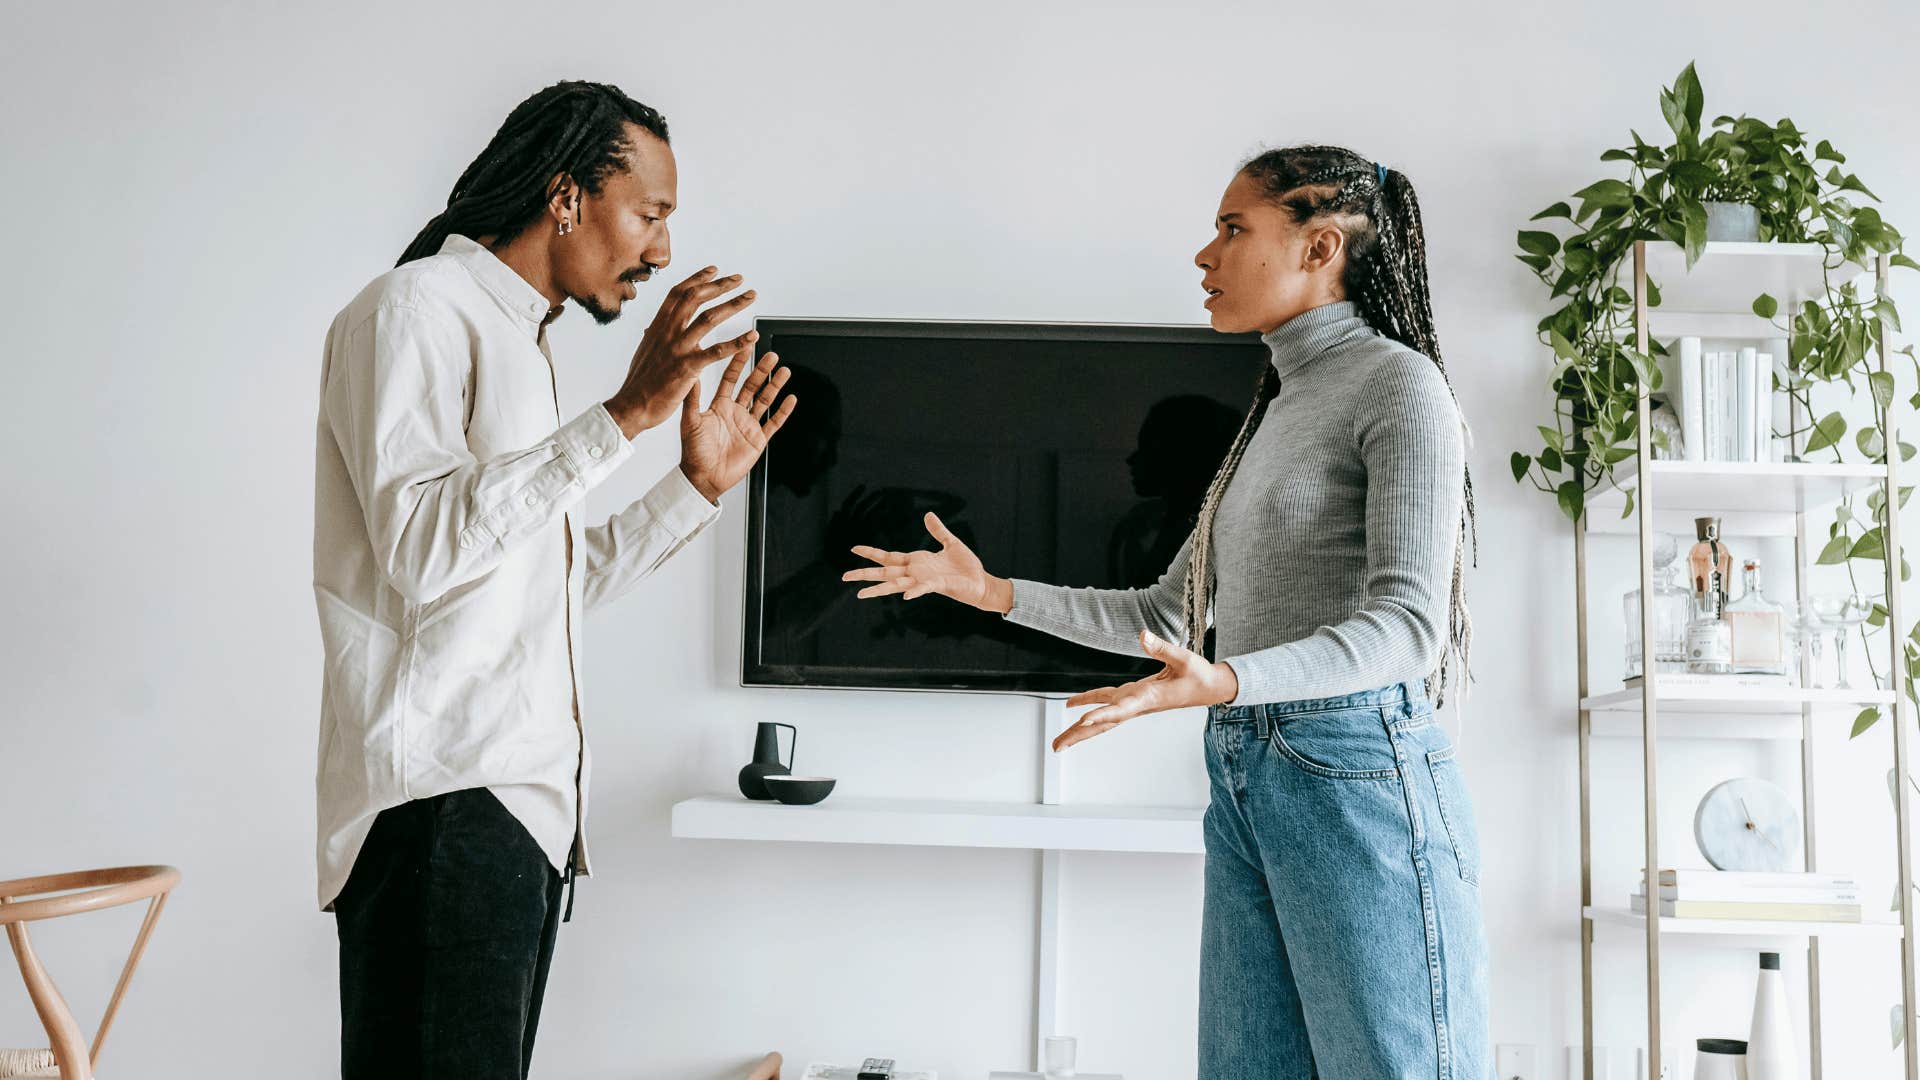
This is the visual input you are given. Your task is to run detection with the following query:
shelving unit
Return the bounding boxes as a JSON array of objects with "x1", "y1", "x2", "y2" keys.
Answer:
[{"x1": 1574, "y1": 241, "x2": 1914, "y2": 1079}]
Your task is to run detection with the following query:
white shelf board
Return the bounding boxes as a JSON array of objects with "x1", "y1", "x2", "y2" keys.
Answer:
[
  {"x1": 1639, "y1": 241, "x2": 1874, "y2": 315},
  {"x1": 1581, "y1": 684, "x2": 1893, "y2": 715},
  {"x1": 1586, "y1": 904, "x2": 1902, "y2": 941},
  {"x1": 671, "y1": 795, "x2": 1206, "y2": 855},
  {"x1": 1585, "y1": 459, "x2": 1887, "y2": 536}
]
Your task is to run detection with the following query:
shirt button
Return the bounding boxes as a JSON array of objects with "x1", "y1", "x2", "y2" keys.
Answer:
[
  {"x1": 525, "y1": 494, "x2": 538, "y2": 506},
  {"x1": 588, "y1": 445, "x2": 604, "y2": 460}
]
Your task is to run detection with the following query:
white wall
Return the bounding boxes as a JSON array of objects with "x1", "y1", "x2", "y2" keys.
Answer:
[{"x1": 4, "y1": 2, "x2": 1918, "y2": 1077}]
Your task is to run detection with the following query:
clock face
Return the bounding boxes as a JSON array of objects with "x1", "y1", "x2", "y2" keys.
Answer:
[{"x1": 1694, "y1": 778, "x2": 1801, "y2": 872}]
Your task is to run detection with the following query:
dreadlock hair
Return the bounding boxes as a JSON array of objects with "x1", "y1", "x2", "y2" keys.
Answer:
[
  {"x1": 1181, "y1": 145, "x2": 1477, "y2": 705},
  {"x1": 397, "y1": 80, "x2": 669, "y2": 266}
]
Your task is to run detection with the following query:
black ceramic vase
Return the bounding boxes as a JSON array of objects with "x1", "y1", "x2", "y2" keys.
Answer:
[{"x1": 737, "y1": 722, "x2": 796, "y2": 800}]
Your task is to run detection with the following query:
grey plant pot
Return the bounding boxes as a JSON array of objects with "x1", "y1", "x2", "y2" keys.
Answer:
[{"x1": 1704, "y1": 201, "x2": 1761, "y2": 242}]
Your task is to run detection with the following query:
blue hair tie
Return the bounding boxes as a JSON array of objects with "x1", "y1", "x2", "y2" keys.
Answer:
[{"x1": 1375, "y1": 162, "x2": 1388, "y2": 186}]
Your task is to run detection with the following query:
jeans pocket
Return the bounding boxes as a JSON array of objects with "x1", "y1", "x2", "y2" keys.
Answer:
[
  {"x1": 1268, "y1": 706, "x2": 1401, "y2": 781},
  {"x1": 1426, "y1": 746, "x2": 1481, "y2": 886}
]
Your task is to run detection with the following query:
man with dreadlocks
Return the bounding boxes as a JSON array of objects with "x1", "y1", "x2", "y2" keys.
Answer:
[
  {"x1": 312, "y1": 80, "x2": 793, "y2": 1078},
  {"x1": 846, "y1": 146, "x2": 1489, "y2": 1076}
]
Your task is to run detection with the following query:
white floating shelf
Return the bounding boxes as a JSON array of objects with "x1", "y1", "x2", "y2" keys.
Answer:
[
  {"x1": 1581, "y1": 684, "x2": 1894, "y2": 715},
  {"x1": 670, "y1": 795, "x2": 1205, "y2": 855},
  {"x1": 1638, "y1": 241, "x2": 1874, "y2": 316},
  {"x1": 1586, "y1": 460, "x2": 1888, "y2": 536},
  {"x1": 1589, "y1": 712, "x2": 1805, "y2": 741},
  {"x1": 1585, "y1": 905, "x2": 1902, "y2": 942}
]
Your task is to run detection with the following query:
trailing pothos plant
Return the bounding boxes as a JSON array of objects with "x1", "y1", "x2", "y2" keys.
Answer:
[{"x1": 1511, "y1": 61, "x2": 1919, "y2": 737}]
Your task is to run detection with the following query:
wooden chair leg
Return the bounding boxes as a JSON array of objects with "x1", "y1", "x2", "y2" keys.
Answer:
[{"x1": 4, "y1": 921, "x2": 89, "y2": 1079}]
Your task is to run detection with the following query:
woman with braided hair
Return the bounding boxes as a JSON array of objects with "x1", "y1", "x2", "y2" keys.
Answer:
[{"x1": 846, "y1": 145, "x2": 1489, "y2": 1076}]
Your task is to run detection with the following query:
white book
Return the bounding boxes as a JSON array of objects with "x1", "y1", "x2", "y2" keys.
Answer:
[
  {"x1": 1756, "y1": 350, "x2": 1776, "y2": 462},
  {"x1": 1639, "y1": 884, "x2": 1862, "y2": 903},
  {"x1": 1631, "y1": 894, "x2": 1862, "y2": 922},
  {"x1": 1678, "y1": 336, "x2": 1705, "y2": 461},
  {"x1": 1701, "y1": 351, "x2": 1720, "y2": 461},
  {"x1": 1645, "y1": 869, "x2": 1859, "y2": 890},
  {"x1": 1721, "y1": 351, "x2": 1739, "y2": 461},
  {"x1": 1738, "y1": 346, "x2": 1759, "y2": 461},
  {"x1": 1623, "y1": 671, "x2": 1790, "y2": 689}
]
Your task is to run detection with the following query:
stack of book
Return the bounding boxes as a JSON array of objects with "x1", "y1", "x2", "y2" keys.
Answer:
[
  {"x1": 1633, "y1": 869, "x2": 1862, "y2": 922},
  {"x1": 1670, "y1": 336, "x2": 1787, "y2": 463}
]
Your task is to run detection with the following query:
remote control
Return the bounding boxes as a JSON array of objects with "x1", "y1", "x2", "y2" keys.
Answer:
[{"x1": 857, "y1": 1058, "x2": 894, "y2": 1079}]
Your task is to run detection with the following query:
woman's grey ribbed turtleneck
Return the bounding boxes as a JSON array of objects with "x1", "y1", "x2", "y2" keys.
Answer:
[{"x1": 1004, "y1": 300, "x2": 1466, "y2": 705}]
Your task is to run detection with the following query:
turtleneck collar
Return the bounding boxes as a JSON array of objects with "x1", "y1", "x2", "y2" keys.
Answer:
[{"x1": 1259, "y1": 299, "x2": 1376, "y2": 380}]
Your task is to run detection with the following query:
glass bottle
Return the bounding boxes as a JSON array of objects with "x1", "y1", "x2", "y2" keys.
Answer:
[
  {"x1": 1688, "y1": 516, "x2": 1734, "y2": 612},
  {"x1": 1624, "y1": 533, "x2": 1692, "y2": 679},
  {"x1": 1686, "y1": 593, "x2": 1734, "y2": 674},
  {"x1": 1724, "y1": 560, "x2": 1789, "y2": 675}
]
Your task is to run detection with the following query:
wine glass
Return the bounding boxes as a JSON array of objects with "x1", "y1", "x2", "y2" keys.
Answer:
[
  {"x1": 1812, "y1": 591, "x2": 1858, "y2": 684},
  {"x1": 1789, "y1": 606, "x2": 1827, "y2": 688},
  {"x1": 1836, "y1": 595, "x2": 1873, "y2": 691}
]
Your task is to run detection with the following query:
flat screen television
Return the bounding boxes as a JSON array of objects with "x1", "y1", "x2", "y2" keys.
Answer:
[{"x1": 740, "y1": 318, "x2": 1269, "y2": 695}]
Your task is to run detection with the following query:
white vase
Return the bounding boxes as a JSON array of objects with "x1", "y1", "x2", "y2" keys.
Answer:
[
  {"x1": 1748, "y1": 952, "x2": 1798, "y2": 1079},
  {"x1": 1694, "y1": 1038, "x2": 1748, "y2": 1079}
]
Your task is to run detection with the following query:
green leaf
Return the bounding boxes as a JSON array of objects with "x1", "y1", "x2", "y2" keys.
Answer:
[
  {"x1": 1537, "y1": 425, "x2": 1564, "y2": 453},
  {"x1": 1571, "y1": 179, "x2": 1634, "y2": 221},
  {"x1": 1859, "y1": 425, "x2": 1886, "y2": 460},
  {"x1": 1556, "y1": 480, "x2": 1584, "y2": 522},
  {"x1": 1905, "y1": 442, "x2": 1917, "y2": 462},
  {"x1": 1547, "y1": 329, "x2": 1581, "y2": 362},
  {"x1": 1872, "y1": 371, "x2": 1897, "y2": 414},
  {"x1": 1518, "y1": 230, "x2": 1561, "y2": 257},
  {"x1": 1894, "y1": 253, "x2": 1920, "y2": 274},
  {"x1": 1851, "y1": 527, "x2": 1887, "y2": 561},
  {"x1": 1804, "y1": 411, "x2": 1848, "y2": 453},
  {"x1": 1854, "y1": 707, "x2": 1882, "y2": 738},
  {"x1": 1530, "y1": 202, "x2": 1574, "y2": 221},
  {"x1": 1680, "y1": 200, "x2": 1709, "y2": 266},
  {"x1": 1510, "y1": 451, "x2": 1531, "y2": 483},
  {"x1": 1540, "y1": 446, "x2": 1564, "y2": 473},
  {"x1": 1816, "y1": 139, "x2": 1847, "y2": 164},
  {"x1": 1676, "y1": 62, "x2": 1704, "y2": 134},
  {"x1": 1817, "y1": 534, "x2": 1851, "y2": 565},
  {"x1": 1621, "y1": 486, "x2": 1635, "y2": 520},
  {"x1": 1752, "y1": 293, "x2": 1779, "y2": 320}
]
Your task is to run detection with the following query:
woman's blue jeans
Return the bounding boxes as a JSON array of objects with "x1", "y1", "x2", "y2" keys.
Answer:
[{"x1": 1199, "y1": 681, "x2": 1492, "y2": 1078}]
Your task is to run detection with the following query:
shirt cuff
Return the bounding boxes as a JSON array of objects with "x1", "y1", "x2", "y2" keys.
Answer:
[
  {"x1": 1223, "y1": 649, "x2": 1301, "y2": 708},
  {"x1": 554, "y1": 403, "x2": 635, "y2": 488},
  {"x1": 643, "y1": 464, "x2": 722, "y2": 541}
]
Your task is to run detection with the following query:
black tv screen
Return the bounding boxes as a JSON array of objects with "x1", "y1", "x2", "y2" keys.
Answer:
[{"x1": 741, "y1": 318, "x2": 1268, "y2": 694}]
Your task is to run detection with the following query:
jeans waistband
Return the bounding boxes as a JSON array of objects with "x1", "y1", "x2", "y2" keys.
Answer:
[{"x1": 1208, "y1": 680, "x2": 1428, "y2": 728}]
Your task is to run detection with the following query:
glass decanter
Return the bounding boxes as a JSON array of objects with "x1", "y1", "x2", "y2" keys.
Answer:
[{"x1": 1624, "y1": 533, "x2": 1691, "y2": 679}]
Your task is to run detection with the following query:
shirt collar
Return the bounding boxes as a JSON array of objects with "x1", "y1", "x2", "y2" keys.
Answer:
[
  {"x1": 438, "y1": 233, "x2": 562, "y2": 333},
  {"x1": 1260, "y1": 299, "x2": 1375, "y2": 380}
]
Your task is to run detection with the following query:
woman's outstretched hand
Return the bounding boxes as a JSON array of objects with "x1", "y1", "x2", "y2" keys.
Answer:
[
  {"x1": 1051, "y1": 629, "x2": 1240, "y2": 751},
  {"x1": 842, "y1": 511, "x2": 1013, "y2": 614}
]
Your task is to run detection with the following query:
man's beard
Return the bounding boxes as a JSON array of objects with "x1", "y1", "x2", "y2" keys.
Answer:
[{"x1": 574, "y1": 291, "x2": 622, "y2": 325}]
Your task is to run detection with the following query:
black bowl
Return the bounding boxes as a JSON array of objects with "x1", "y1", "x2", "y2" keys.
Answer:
[{"x1": 763, "y1": 775, "x2": 836, "y2": 805}]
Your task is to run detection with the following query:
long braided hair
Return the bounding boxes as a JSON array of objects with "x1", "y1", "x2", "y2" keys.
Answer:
[
  {"x1": 1181, "y1": 145, "x2": 1477, "y2": 704},
  {"x1": 397, "y1": 80, "x2": 669, "y2": 266}
]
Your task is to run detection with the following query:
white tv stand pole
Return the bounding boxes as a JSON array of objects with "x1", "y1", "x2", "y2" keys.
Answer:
[{"x1": 1034, "y1": 696, "x2": 1067, "y2": 1071}]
